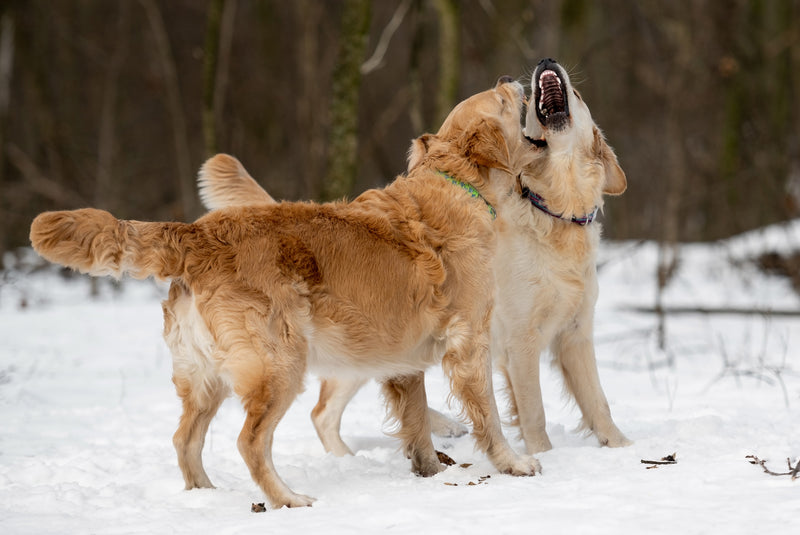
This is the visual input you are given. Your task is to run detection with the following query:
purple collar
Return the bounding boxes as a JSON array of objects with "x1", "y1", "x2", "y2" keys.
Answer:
[{"x1": 517, "y1": 176, "x2": 597, "y2": 226}]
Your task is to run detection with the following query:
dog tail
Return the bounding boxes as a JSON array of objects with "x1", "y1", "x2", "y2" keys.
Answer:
[
  {"x1": 198, "y1": 153, "x2": 275, "y2": 210},
  {"x1": 30, "y1": 208, "x2": 188, "y2": 281}
]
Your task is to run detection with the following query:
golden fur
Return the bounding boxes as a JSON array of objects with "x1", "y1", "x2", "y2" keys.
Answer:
[
  {"x1": 29, "y1": 79, "x2": 540, "y2": 509},
  {"x1": 201, "y1": 61, "x2": 632, "y2": 457}
]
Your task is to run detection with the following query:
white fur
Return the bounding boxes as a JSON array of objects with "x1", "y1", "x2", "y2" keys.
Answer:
[{"x1": 163, "y1": 288, "x2": 232, "y2": 403}]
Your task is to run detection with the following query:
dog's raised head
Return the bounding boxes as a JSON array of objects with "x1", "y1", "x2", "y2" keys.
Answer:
[
  {"x1": 408, "y1": 77, "x2": 537, "y2": 193},
  {"x1": 523, "y1": 58, "x2": 626, "y2": 200}
]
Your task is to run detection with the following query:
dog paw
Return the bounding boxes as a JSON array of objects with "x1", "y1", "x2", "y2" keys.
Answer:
[
  {"x1": 597, "y1": 428, "x2": 633, "y2": 448},
  {"x1": 600, "y1": 434, "x2": 633, "y2": 448},
  {"x1": 429, "y1": 410, "x2": 469, "y2": 438},
  {"x1": 276, "y1": 492, "x2": 317, "y2": 509},
  {"x1": 501, "y1": 454, "x2": 541, "y2": 476},
  {"x1": 491, "y1": 449, "x2": 541, "y2": 477},
  {"x1": 413, "y1": 457, "x2": 445, "y2": 477}
]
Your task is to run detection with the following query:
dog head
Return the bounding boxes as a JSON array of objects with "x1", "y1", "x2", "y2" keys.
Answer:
[
  {"x1": 408, "y1": 77, "x2": 537, "y2": 181},
  {"x1": 524, "y1": 58, "x2": 626, "y2": 197}
]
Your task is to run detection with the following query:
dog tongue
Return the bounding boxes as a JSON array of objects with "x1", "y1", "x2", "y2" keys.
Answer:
[{"x1": 540, "y1": 71, "x2": 564, "y2": 114}]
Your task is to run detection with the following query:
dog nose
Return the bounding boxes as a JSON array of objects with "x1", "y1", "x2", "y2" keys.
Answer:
[
  {"x1": 496, "y1": 75, "x2": 515, "y2": 86},
  {"x1": 538, "y1": 58, "x2": 559, "y2": 69}
]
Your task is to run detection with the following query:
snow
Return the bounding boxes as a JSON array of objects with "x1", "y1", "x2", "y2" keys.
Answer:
[{"x1": 2, "y1": 222, "x2": 799, "y2": 534}]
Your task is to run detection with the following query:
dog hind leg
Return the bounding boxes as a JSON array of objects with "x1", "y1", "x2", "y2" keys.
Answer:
[
  {"x1": 163, "y1": 281, "x2": 230, "y2": 489},
  {"x1": 382, "y1": 372, "x2": 441, "y2": 476},
  {"x1": 172, "y1": 375, "x2": 228, "y2": 489},
  {"x1": 233, "y1": 344, "x2": 315, "y2": 509}
]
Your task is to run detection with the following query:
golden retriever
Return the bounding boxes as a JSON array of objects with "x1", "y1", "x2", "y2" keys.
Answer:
[
  {"x1": 29, "y1": 78, "x2": 541, "y2": 510},
  {"x1": 496, "y1": 57, "x2": 630, "y2": 452},
  {"x1": 201, "y1": 59, "x2": 632, "y2": 457}
]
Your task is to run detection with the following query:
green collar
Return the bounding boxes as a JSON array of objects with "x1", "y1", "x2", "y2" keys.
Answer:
[{"x1": 437, "y1": 171, "x2": 497, "y2": 219}]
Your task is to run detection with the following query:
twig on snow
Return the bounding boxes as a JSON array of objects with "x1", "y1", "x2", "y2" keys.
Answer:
[
  {"x1": 641, "y1": 453, "x2": 677, "y2": 469},
  {"x1": 746, "y1": 455, "x2": 800, "y2": 479}
]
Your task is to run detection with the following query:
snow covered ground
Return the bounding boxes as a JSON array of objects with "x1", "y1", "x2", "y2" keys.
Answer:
[{"x1": 1, "y1": 221, "x2": 799, "y2": 534}]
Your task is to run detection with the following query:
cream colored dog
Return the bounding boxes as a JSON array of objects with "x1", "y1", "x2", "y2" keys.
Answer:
[
  {"x1": 201, "y1": 60, "x2": 632, "y2": 457},
  {"x1": 494, "y1": 58, "x2": 630, "y2": 452},
  {"x1": 29, "y1": 78, "x2": 541, "y2": 510}
]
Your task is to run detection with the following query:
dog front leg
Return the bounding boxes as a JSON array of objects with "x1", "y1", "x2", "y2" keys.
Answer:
[
  {"x1": 382, "y1": 372, "x2": 441, "y2": 476},
  {"x1": 311, "y1": 377, "x2": 364, "y2": 456},
  {"x1": 504, "y1": 338, "x2": 553, "y2": 454},
  {"x1": 552, "y1": 325, "x2": 631, "y2": 448}
]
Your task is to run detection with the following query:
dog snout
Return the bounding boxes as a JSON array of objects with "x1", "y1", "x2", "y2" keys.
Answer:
[
  {"x1": 538, "y1": 58, "x2": 559, "y2": 68},
  {"x1": 496, "y1": 75, "x2": 515, "y2": 86}
]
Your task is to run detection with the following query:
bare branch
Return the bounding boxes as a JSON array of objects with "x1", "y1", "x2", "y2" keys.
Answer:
[
  {"x1": 746, "y1": 455, "x2": 800, "y2": 478},
  {"x1": 6, "y1": 144, "x2": 88, "y2": 207},
  {"x1": 361, "y1": 0, "x2": 412, "y2": 75}
]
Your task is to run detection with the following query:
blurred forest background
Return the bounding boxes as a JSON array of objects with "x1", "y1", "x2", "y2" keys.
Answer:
[{"x1": 1, "y1": 0, "x2": 799, "y2": 262}]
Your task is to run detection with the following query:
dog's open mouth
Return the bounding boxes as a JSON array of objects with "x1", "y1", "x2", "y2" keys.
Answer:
[{"x1": 533, "y1": 61, "x2": 570, "y2": 132}]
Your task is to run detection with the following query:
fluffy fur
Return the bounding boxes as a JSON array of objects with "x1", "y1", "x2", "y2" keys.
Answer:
[
  {"x1": 29, "y1": 79, "x2": 540, "y2": 509},
  {"x1": 200, "y1": 60, "x2": 632, "y2": 457}
]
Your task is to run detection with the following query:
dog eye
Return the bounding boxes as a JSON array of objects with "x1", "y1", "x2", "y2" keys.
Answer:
[{"x1": 572, "y1": 90, "x2": 582, "y2": 101}]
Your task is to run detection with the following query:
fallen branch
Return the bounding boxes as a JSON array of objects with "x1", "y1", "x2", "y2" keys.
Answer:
[
  {"x1": 623, "y1": 305, "x2": 800, "y2": 317},
  {"x1": 641, "y1": 453, "x2": 677, "y2": 469},
  {"x1": 746, "y1": 455, "x2": 800, "y2": 480}
]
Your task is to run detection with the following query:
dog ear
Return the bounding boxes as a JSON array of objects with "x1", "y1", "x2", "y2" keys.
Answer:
[
  {"x1": 407, "y1": 134, "x2": 433, "y2": 172},
  {"x1": 458, "y1": 119, "x2": 510, "y2": 172},
  {"x1": 594, "y1": 128, "x2": 627, "y2": 195}
]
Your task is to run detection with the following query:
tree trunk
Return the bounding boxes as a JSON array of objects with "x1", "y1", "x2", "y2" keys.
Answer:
[
  {"x1": 294, "y1": 0, "x2": 326, "y2": 198},
  {"x1": 322, "y1": 0, "x2": 372, "y2": 202},
  {"x1": 214, "y1": 0, "x2": 236, "y2": 155},
  {"x1": 95, "y1": 2, "x2": 130, "y2": 212},
  {"x1": 408, "y1": 0, "x2": 425, "y2": 135},
  {"x1": 432, "y1": 0, "x2": 459, "y2": 130},
  {"x1": 203, "y1": 0, "x2": 224, "y2": 157},
  {"x1": 140, "y1": 0, "x2": 198, "y2": 221},
  {"x1": 0, "y1": 12, "x2": 14, "y2": 267}
]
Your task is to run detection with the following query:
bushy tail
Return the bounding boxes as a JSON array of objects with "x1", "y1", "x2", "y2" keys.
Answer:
[
  {"x1": 30, "y1": 208, "x2": 188, "y2": 281},
  {"x1": 198, "y1": 153, "x2": 275, "y2": 210}
]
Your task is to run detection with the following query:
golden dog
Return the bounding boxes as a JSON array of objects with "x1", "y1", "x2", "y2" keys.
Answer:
[
  {"x1": 497, "y1": 58, "x2": 630, "y2": 452},
  {"x1": 202, "y1": 60, "x2": 632, "y2": 457},
  {"x1": 29, "y1": 78, "x2": 540, "y2": 509}
]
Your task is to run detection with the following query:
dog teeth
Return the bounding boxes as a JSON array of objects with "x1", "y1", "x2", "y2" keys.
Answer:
[
  {"x1": 538, "y1": 70, "x2": 561, "y2": 91},
  {"x1": 537, "y1": 70, "x2": 561, "y2": 117}
]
